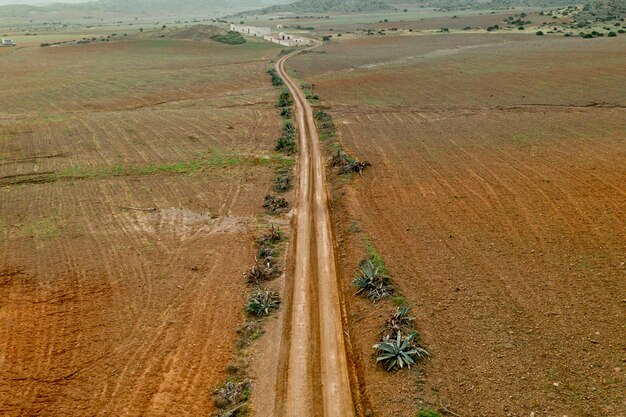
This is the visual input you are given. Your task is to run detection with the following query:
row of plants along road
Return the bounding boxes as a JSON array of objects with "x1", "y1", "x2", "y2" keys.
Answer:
[
  {"x1": 211, "y1": 61, "x2": 296, "y2": 417},
  {"x1": 211, "y1": 224, "x2": 286, "y2": 417},
  {"x1": 306, "y1": 84, "x2": 456, "y2": 417}
]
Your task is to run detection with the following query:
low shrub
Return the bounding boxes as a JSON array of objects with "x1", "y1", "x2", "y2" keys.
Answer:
[
  {"x1": 275, "y1": 121, "x2": 297, "y2": 154},
  {"x1": 246, "y1": 289, "x2": 281, "y2": 316},
  {"x1": 280, "y1": 107, "x2": 292, "y2": 118},
  {"x1": 374, "y1": 331, "x2": 429, "y2": 371},
  {"x1": 416, "y1": 409, "x2": 442, "y2": 417},
  {"x1": 278, "y1": 89, "x2": 293, "y2": 107},
  {"x1": 210, "y1": 31, "x2": 246, "y2": 45},
  {"x1": 331, "y1": 150, "x2": 371, "y2": 175},
  {"x1": 273, "y1": 171, "x2": 293, "y2": 192},
  {"x1": 275, "y1": 135, "x2": 296, "y2": 154},
  {"x1": 263, "y1": 194, "x2": 288, "y2": 214},
  {"x1": 246, "y1": 257, "x2": 280, "y2": 284},
  {"x1": 383, "y1": 305, "x2": 414, "y2": 337},
  {"x1": 213, "y1": 380, "x2": 252, "y2": 412},
  {"x1": 257, "y1": 224, "x2": 283, "y2": 246},
  {"x1": 267, "y1": 68, "x2": 283, "y2": 86},
  {"x1": 353, "y1": 260, "x2": 394, "y2": 301},
  {"x1": 315, "y1": 110, "x2": 335, "y2": 140}
]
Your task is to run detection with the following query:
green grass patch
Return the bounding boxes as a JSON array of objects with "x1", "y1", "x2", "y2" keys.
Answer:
[
  {"x1": 364, "y1": 236, "x2": 388, "y2": 274},
  {"x1": 416, "y1": 409, "x2": 442, "y2": 417},
  {"x1": 24, "y1": 217, "x2": 63, "y2": 240},
  {"x1": 315, "y1": 110, "x2": 336, "y2": 141},
  {"x1": 210, "y1": 31, "x2": 246, "y2": 45},
  {"x1": 39, "y1": 112, "x2": 66, "y2": 122},
  {"x1": 2, "y1": 147, "x2": 274, "y2": 187},
  {"x1": 392, "y1": 295, "x2": 407, "y2": 306}
]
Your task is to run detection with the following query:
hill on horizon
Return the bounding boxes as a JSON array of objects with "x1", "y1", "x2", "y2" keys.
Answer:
[
  {"x1": 233, "y1": 0, "x2": 585, "y2": 16},
  {"x1": 0, "y1": 0, "x2": 290, "y2": 18}
]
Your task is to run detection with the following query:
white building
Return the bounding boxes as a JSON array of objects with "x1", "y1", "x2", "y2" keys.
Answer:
[
  {"x1": 229, "y1": 24, "x2": 271, "y2": 37},
  {"x1": 276, "y1": 32, "x2": 310, "y2": 46},
  {"x1": 1, "y1": 38, "x2": 16, "y2": 46}
]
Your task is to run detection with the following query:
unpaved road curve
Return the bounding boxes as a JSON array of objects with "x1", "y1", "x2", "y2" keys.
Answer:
[{"x1": 275, "y1": 45, "x2": 356, "y2": 416}]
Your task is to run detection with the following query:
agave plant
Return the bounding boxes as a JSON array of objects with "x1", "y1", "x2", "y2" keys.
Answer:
[
  {"x1": 275, "y1": 134, "x2": 296, "y2": 154},
  {"x1": 374, "y1": 331, "x2": 429, "y2": 372},
  {"x1": 340, "y1": 155, "x2": 371, "y2": 175},
  {"x1": 257, "y1": 224, "x2": 283, "y2": 247},
  {"x1": 387, "y1": 305, "x2": 414, "y2": 331},
  {"x1": 273, "y1": 173, "x2": 293, "y2": 193},
  {"x1": 246, "y1": 257, "x2": 279, "y2": 284},
  {"x1": 263, "y1": 194, "x2": 289, "y2": 214},
  {"x1": 353, "y1": 260, "x2": 394, "y2": 301},
  {"x1": 266, "y1": 224, "x2": 283, "y2": 243},
  {"x1": 258, "y1": 245, "x2": 275, "y2": 260},
  {"x1": 331, "y1": 150, "x2": 370, "y2": 175},
  {"x1": 246, "y1": 289, "x2": 281, "y2": 317}
]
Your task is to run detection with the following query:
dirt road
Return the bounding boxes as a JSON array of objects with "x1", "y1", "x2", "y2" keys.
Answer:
[{"x1": 274, "y1": 47, "x2": 355, "y2": 416}]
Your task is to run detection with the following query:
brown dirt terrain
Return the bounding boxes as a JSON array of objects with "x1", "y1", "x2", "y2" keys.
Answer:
[
  {"x1": 290, "y1": 34, "x2": 626, "y2": 416},
  {"x1": 0, "y1": 36, "x2": 283, "y2": 416}
]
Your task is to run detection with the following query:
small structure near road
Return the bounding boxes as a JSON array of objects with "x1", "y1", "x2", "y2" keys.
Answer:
[
  {"x1": 264, "y1": 32, "x2": 311, "y2": 47},
  {"x1": 230, "y1": 23, "x2": 311, "y2": 47},
  {"x1": 229, "y1": 24, "x2": 271, "y2": 37},
  {"x1": 1, "y1": 38, "x2": 16, "y2": 47}
]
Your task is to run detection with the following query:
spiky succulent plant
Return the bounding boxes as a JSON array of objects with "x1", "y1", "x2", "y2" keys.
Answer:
[
  {"x1": 374, "y1": 331, "x2": 429, "y2": 371},
  {"x1": 246, "y1": 289, "x2": 281, "y2": 317},
  {"x1": 353, "y1": 260, "x2": 394, "y2": 301}
]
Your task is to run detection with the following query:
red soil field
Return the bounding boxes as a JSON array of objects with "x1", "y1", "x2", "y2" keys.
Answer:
[
  {"x1": 0, "y1": 36, "x2": 283, "y2": 416},
  {"x1": 291, "y1": 34, "x2": 626, "y2": 416}
]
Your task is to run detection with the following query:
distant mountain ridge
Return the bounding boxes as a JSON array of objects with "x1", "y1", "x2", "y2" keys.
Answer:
[
  {"x1": 234, "y1": 0, "x2": 406, "y2": 15},
  {"x1": 234, "y1": 0, "x2": 583, "y2": 16},
  {"x1": 0, "y1": 0, "x2": 290, "y2": 17}
]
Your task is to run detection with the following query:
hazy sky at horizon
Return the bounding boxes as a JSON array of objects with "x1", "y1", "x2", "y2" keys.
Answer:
[{"x1": 0, "y1": 0, "x2": 90, "y2": 5}]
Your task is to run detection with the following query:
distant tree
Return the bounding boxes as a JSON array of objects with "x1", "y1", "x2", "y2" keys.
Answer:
[
  {"x1": 139, "y1": 28, "x2": 144, "y2": 32},
  {"x1": 536, "y1": 30, "x2": 544, "y2": 35}
]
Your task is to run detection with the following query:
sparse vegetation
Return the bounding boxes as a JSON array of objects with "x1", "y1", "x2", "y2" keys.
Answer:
[
  {"x1": 331, "y1": 149, "x2": 371, "y2": 175},
  {"x1": 246, "y1": 288, "x2": 281, "y2": 316},
  {"x1": 278, "y1": 88, "x2": 293, "y2": 108},
  {"x1": 315, "y1": 110, "x2": 336, "y2": 141},
  {"x1": 353, "y1": 259, "x2": 394, "y2": 301},
  {"x1": 246, "y1": 256, "x2": 279, "y2": 284},
  {"x1": 374, "y1": 331, "x2": 429, "y2": 371},
  {"x1": 257, "y1": 224, "x2": 284, "y2": 247},
  {"x1": 210, "y1": 31, "x2": 246, "y2": 45},
  {"x1": 273, "y1": 167, "x2": 293, "y2": 192},
  {"x1": 416, "y1": 409, "x2": 443, "y2": 417},
  {"x1": 383, "y1": 305, "x2": 414, "y2": 337},
  {"x1": 267, "y1": 67, "x2": 283, "y2": 86},
  {"x1": 275, "y1": 121, "x2": 297, "y2": 154},
  {"x1": 212, "y1": 379, "x2": 252, "y2": 415},
  {"x1": 263, "y1": 194, "x2": 289, "y2": 214}
]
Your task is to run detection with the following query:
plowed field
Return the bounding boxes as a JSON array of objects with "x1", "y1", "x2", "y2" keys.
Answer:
[
  {"x1": 291, "y1": 34, "x2": 626, "y2": 417},
  {"x1": 0, "y1": 37, "x2": 282, "y2": 416}
]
